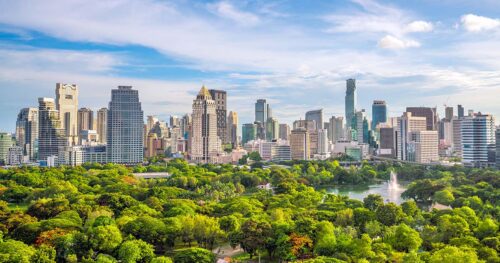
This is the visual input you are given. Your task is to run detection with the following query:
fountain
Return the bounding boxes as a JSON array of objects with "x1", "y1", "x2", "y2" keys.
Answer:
[{"x1": 387, "y1": 171, "x2": 404, "y2": 202}]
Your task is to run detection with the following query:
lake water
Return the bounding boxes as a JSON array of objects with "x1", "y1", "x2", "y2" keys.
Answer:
[{"x1": 326, "y1": 172, "x2": 408, "y2": 204}]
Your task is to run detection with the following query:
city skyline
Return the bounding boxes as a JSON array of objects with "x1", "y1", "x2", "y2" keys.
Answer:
[{"x1": 1, "y1": 0, "x2": 500, "y2": 132}]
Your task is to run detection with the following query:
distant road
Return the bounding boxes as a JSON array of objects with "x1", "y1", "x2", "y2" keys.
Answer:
[{"x1": 133, "y1": 172, "x2": 170, "y2": 179}]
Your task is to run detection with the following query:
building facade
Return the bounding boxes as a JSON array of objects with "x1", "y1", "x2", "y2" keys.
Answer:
[
  {"x1": 406, "y1": 107, "x2": 438, "y2": 131},
  {"x1": 290, "y1": 128, "x2": 310, "y2": 160},
  {"x1": 107, "y1": 86, "x2": 144, "y2": 164},
  {"x1": 328, "y1": 116, "x2": 344, "y2": 143},
  {"x1": 345, "y1": 79, "x2": 357, "y2": 128},
  {"x1": 227, "y1": 111, "x2": 238, "y2": 148},
  {"x1": 305, "y1": 109, "x2": 324, "y2": 131},
  {"x1": 461, "y1": 113, "x2": 496, "y2": 168},
  {"x1": 279, "y1": 123, "x2": 290, "y2": 141},
  {"x1": 397, "y1": 112, "x2": 427, "y2": 161},
  {"x1": 15, "y1": 108, "x2": 38, "y2": 161},
  {"x1": 209, "y1": 89, "x2": 227, "y2": 144},
  {"x1": 242, "y1": 123, "x2": 257, "y2": 145},
  {"x1": 96, "y1": 108, "x2": 107, "y2": 144},
  {"x1": 77, "y1": 108, "x2": 94, "y2": 142},
  {"x1": 190, "y1": 86, "x2": 221, "y2": 163},
  {"x1": 407, "y1": 131, "x2": 439, "y2": 163},
  {"x1": 372, "y1": 100, "x2": 387, "y2": 130},
  {"x1": 38, "y1": 98, "x2": 67, "y2": 161},
  {"x1": 55, "y1": 83, "x2": 79, "y2": 144}
]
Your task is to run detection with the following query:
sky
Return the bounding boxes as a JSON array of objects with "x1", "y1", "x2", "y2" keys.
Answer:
[{"x1": 0, "y1": 0, "x2": 500, "y2": 132}]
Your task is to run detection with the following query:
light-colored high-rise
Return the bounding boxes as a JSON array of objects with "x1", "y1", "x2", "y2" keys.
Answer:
[
  {"x1": 328, "y1": 116, "x2": 344, "y2": 143},
  {"x1": 266, "y1": 117, "x2": 279, "y2": 141},
  {"x1": 227, "y1": 111, "x2": 238, "y2": 148},
  {"x1": 0, "y1": 133, "x2": 13, "y2": 165},
  {"x1": 107, "y1": 86, "x2": 144, "y2": 164},
  {"x1": 190, "y1": 86, "x2": 221, "y2": 163},
  {"x1": 96, "y1": 108, "x2": 107, "y2": 144},
  {"x1": 209, "y1": 89, "x2": 227, "y2": 144},
  {"x1": 461, "y1": 113, "x2": 496, "y2": 168},
  {"x1": 290, "y1": 128, "x2": 310, "y2": 160},
  {"x1": 55, "y1": 83, "x2": 78, "y2": 144},
  {"x1": 279, "y1": 124, "x2": 290, "y2": 141},
  {"x1": 16, "y1": 108, "x2": 38, "y2": 160},
  {"x1": 407, "y1": 131, "x2": 439, "y2": 163},
  {"x1": 38, "y1": 97, "x2": 67, "y2": 161},
  {"x1": 397, "y1": 112, "x2": 427, "y2": 161}
]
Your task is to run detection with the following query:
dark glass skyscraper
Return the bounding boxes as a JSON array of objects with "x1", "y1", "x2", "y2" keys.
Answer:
[
  {"x1": 457, "y1": 104, "x2": 464, "y2": 118},
  {"x1": 305, "y1": 109, "x2": 323, "y2": 131},
  {"x1": 107, "y1": 86, "x2": 144, "y2": 164},
  {"x1": 372, "y1": 100, "x2": 387, "y2": 130},
  {"x1": 345, "y1": 79, "x2": 357, "y2": 128},
  {"x1": 209, "y1": 89, "x2": 227, "y2": 144}
]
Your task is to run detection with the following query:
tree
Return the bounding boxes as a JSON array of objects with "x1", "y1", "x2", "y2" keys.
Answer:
[
  {"x1": 474, "y1": 218, "x2": 498, "y2": 240},
  {"x1": 433, "y1": 190, "x2": 455, "y2": 205},
  {"x1": 0, "y1": 239, "x2": 36, "y2": 263},
  {"x1": 238, "y1": 219, "x2": 272, "y2": 258},
  {"x1": 122, "y1": 216, "x2": 167, "y2": 247},
  {"x1": 376, "y1": 203, "x2": 404, "y2": 226},
  {"x1": 429, "y1": 246, "x2": 479, "y2": 263},
  {"x1": 117, "y1": 240, "x2": 155, "y2": 263},
  {"x1": 390, "y1": 224, "x2": 422, "y2": 252},
  {"x1": 27, "y1": 198, "x2": 70, "y2": 219},
  {"x1": 437, "y1": 215, "x2": 470, "y2": 242},
  {"x1": 150, "y1": 257, "x2": 173, "y2": 263},
  {"x1": 87, "y1": 225, "x2": 123, "y2": 253},
  {"x1": 173, "y1": 248, "x2": 215, "y2": 263},
  {"x1": 363, "y1": 194, "x2": 384, "y2": 211},
  {"x1": 31, "y1": 245, "x2": 56, "y2": 263}
]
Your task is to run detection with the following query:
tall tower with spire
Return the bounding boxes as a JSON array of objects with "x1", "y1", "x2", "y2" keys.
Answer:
[{"x1": 189, "y1": 86, "x2": 221, "y2": 163}]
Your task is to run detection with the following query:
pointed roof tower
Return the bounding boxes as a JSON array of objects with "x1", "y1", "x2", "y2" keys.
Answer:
[{"x1": 197, "y1": 85, "x2": 212, "y2": 100}]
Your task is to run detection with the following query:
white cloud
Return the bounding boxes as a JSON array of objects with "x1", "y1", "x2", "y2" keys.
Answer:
[
  {"x1": 208, "y1": 1, "x2": 260, "y2": 26},
  {"x1": 461, "y1": 14, "x2": 500, "y2": 32},
  {"x1": 378, "y1": 35, "x2": 420, "y2": 49},
  {"x1": 405, "y1": 20, "x2": 433, "y2": 32}
]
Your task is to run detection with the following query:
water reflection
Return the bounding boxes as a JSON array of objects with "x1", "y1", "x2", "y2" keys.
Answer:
[{"x1": 327, "y1": 172, "x2": 407, "y2": 204}]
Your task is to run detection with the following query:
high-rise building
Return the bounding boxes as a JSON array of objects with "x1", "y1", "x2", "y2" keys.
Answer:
[
  {"x1": 107, "y1": 86, "x2": 144, "y2": 164},
  {"x1": 461, "y1": 113, "x2": 496, "y2": 168},
  {"x1": 180, "y1": 114, "x2": 192, "y2": 139},
  {"x1": 77, "y1": 108, "x2": 94, "y2": 134},
  {"x1": 170, "y1": 116, "x2": 180, "y2": 127},
  {"x1": 7, "y1": 146, "x2": 23, "y2": 165},
  {"x1": 266, "y1": 117, "x2": 279, "y2": 141},
  {"x1": 372, "y1": 100, "x2": 387, "y2": 130},
  {"x1": 397, "y1": 112, "x2": 427, "y2": 161},
  {"x1": 255, "y1": 99, "x2": 268, "y2": 124},
  {"x1": 457, "y1": 105, "x2": 465, "y2": 118},
  {"x1": 317, "y1": 129, "x2": 329, "y2": 155},
  {"x1": 293, "y1": 120, "x2": 316, "y2": 131},
  {"x1": 407, "y1": 131, "x2": 439, "y2": 163},
  {"x1": 452, "y1": 117, "x2": 462, "y2": 156},
  {"x1": 190, "y1": 86, "x2": 221, "y2": 163},
  {"x1": 290, "y1": 128, "x2": 310, "y2": 160},
  {"x1": 271, "y1": 144, "x2": 292, "y2": 162},
  {"x1": 379, "y1": 127, "x2": 395, "y2": 158},
  {"x1": 227, "y1": 111, "x2": 239, "y2": 148},
  {"x1": 406, "y1": 107, "x2": 438, "y2": 131},
  {"x1": 38, "y1": 97, "x2": 67, "y2": 161},
  {"x1": 328, "y1": 116, "x2": 344, "y2": 143},
  {"x1": 146, "y1": 116, "x2": 159, "y2": 133},
  {"x1": 354, "y1": 110, "x2": 369, "y2": 143},
  {"x1": 279, "y1": 124, "x2": 290, "y2": 141},
  {"x1": 15, "y1": 108, "x2": 38, "y2": 160},
  {"x1": 55, "y1": 83, "x2": 78, "y2": 144},
  {"x1": 309, "y1": 130, "x2": 319, "y2": 157},
  {"x1": 96, "y1": 108, "x2": 108, "y2": 144},
  {"x1": 496, "y1": 128, "x2": 500, "y2": 169},
  {"x1": 209, "y1": 89, "x2": 227, "y2": 144},
  {"x1": 345, "y1": 79, "x2": 357, "y2": 128},
  {"x1": 242, "y1": 123, "x2": 257, "y2": 145},
  {"x1": 305, "y1": 109, "x2": 324, "y2": 130},
  {"x1": 445, "y1": 107, "x2": 454, "y2": 121},
  {"x1": 0, "y1": 133, "x2": 13, "y2": 165}
]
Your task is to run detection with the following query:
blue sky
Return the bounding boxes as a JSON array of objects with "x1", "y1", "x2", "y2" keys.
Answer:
[{"x1": 0, "y1": 0, "x2": 500, "y2": 132}]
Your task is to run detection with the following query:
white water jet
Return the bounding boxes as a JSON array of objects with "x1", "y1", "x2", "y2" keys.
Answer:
[{"x1": 387, "y1": 171, "x2": 404, "y2": 202}]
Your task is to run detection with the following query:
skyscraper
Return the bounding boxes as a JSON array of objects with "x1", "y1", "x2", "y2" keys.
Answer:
[
  {"x1": 107, "y1": 86, "x2": 144, "y2": 164},
  {"x1": 96, "y1": 108, "x2": 107, "y2": 144},
  {"x1": 457, "y1": 105, "x2": 465, "y2": 118},
  {"x1": 345, "y1": 79, "x2": 357, "y2": 128},
  {"x1": 16, "y1": 108, "x2": 38, "y2": 160},
  {"x1": 255, "y1": 99, "x2": 268, "y2": 124},
  {"x1": 209, "y1": 89, "x2": 227, "y2": 144},
  {"x1": 407, "y1": 130, "x2": 439, "y2": 163},
  {"x1": 38, "y1": 97, "x2": 67, "y2": 161},
  {"x1": 55, "y1": 83, "x2": 78, "y2": 144},
  {"x1": 290, "y1": 128, "x2": 310, "y2": 160},
  {"x1": 461, "y1": 113, "x2": 496, "y2": 168},
  {"x1": 190, "y1": 86, "x2": 221, "y2": 163},
  {"x1": 372, "y1": 100, "x2": 387, "y2": 130},
  {"x1": 328, "y1": 116, "x2": 344, "y2": 143},
  {"x1": 266, "y1": 117, "x2": 279, "y2": 141},
  {"x1": 0, "y1": 133, "x2": 13, "y2": 165},
  {"x1": 279, "y1": 124, "x2": 291, "y2": 141},
  {"x1": 305, "y1": 109, "x2": 324, "y2": 131},
  {"x1": 406, "y1": 107, "x2": 438, "y2": 131},
  {"x1": 170, "y1": 116, "x2": 180, "y2": 127},
  {"x1": 77, "y1": 108, "x2": 94, "y2": 133},
  {"x1": 354, "y1": 110, "x2": 368, "y2": 143},
  {"x1": 397, "y1": 112, "x2": 427, "y2": 161},
  {"x1": 445, "y1": 106, "x2": 454, "y2": 121},
  {"x1": 242, "y1": 123, "x2": 257, "y2": 144},
  {"x1": 227, "y1": 111, "x2": 238, "y2": 148},
  {"x1": 496, "y1": 128, "x2": 500, "y2": 169}
]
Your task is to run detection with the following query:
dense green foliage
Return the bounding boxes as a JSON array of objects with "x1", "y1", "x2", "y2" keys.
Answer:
[{"x1": 0, "y1": 159, "x2": 498, "y2": 262}]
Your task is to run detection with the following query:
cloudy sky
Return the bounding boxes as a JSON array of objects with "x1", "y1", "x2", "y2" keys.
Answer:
[{"x1": 0, "y1": 0, "x2": 499, "y2": 132}]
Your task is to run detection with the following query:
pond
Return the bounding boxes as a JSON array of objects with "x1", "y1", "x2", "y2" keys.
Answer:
[{"x1": 326, "y1": 172, "x2": 408, "y2": 204}]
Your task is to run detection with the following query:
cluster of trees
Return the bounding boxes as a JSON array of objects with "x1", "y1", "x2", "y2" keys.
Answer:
[{"x1": 0, "y1": 159, "x2": 497, "y2": 262}]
